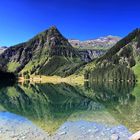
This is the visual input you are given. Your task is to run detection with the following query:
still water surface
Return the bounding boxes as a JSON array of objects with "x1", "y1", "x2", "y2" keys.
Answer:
[{"x1": 0, "y1": 81, "x2": 139, "y2": 139}]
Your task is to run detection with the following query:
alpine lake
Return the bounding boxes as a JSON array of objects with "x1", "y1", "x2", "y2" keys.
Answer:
[{"x1": 0, "y1": 79, "x2": 140, "y2": 140}]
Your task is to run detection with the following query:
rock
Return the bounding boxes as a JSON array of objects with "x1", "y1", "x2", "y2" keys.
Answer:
[
  {"x1": 80, "y1": 127, "x2": 85, "y2": 130},
  {"x1": 58, "y1": 131, "x2": 67, "y2": 136},
  {"x1": 88, "y1": 129, "x2": 92, "y2": 132},
  {"x1": 111, "y1": 133, "x2": 120, "y2": 140},
  {"x1": 61, "y1": 126, "x2": 67, "y2": 130},
  {"x1": 129, "y1": 131, "x2": 140, "y2": 140},
  {"x1": 90, "y1": 135, "x2": 94, "y2": 138}
]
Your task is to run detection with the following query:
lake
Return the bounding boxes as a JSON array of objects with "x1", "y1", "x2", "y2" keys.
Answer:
[{"x1": 0, "y1": 81, "x2": 139, "y2": 140}]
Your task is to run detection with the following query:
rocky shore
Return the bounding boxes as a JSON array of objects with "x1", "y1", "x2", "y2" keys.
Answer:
[
  {"x1": 0, "y1": 112, "x2": 49, "y2": 140},
  {"x1": 0, "y1": 112, "x2": 134, "y2": 140},
  {"x1": 52, "y1": 121, "x2": 131, "y2": 140}
]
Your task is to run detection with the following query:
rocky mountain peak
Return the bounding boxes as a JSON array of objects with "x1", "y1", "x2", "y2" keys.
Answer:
[
  {"x1": 47, "y1": 26, "x2": 60, "y2": 36},
  {"x1": 48, "y1": 25, "x2": 58, "y2": 31},
  {"x1": 0, "y1": 26, "x2": 80, "y2": 74},
  {"x1": 46, "y1": 26, "x2": 72, "y2": 48}
]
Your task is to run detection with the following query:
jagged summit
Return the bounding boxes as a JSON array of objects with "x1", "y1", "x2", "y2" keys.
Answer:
[
  {"x1": 47, "y1": 26, "x2": 72, "y2": 48},
  {"x1": 26, "y1": 26, "x2": 72, "y2": 50},
  {"x1": 48, "y1": 25, "x2": 59, "y2": 30}
]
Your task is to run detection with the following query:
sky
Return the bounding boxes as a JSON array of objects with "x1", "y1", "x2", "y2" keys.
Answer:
[{"x1": 0, "y1": 0, "x2": 140, "y2": 46}]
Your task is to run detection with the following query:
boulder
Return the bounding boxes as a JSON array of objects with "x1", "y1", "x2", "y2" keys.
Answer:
[{"x1": 129, "y1": 131, "x2": 140, "y2": 140}]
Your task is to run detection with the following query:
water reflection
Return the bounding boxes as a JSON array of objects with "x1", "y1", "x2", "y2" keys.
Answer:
[
  {"x1": 85, "y1": 81, "x2": 135, "y2": 104},
  {"x1": 0, "y1": 80, "x2": 139, "y2": 133},
  {"x1": 85, "y1": 81, "x2": 140, "y2": 132},
  {"x1": 0, "y1": 82, "x2": 104, "y2": 134}
]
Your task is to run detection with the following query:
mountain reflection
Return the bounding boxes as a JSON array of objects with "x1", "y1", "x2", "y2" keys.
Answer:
[
  {"x1": 0, "y1": 81, "x2": 138, "y2": 133},
  {"x1": 84, "y1": 81, "x2": 135, "y2": 104}
]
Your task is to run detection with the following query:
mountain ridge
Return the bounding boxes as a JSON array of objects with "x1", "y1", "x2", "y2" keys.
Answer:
[
  {"x1": 87, "y1": 28, "x2": 140, "y2": 81},
  {"x1": 1, "y1": 27, "x2": 140, "y2": 80},
  {"x1": 69, "y1": 35, "x2": 121, "y2": 49},
  {"x1": 0, "y1": 26, "x2": 83, "y2": 77}
]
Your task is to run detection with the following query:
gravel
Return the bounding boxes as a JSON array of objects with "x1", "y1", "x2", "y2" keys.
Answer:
[{"x1": 0, "y1": 112, "x2": 132, "y2": 140}]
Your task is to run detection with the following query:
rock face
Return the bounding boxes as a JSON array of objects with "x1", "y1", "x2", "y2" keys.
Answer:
[
  {"x1": 79, "y1": 49, "x2": 106, "y2": 62},
  {"x1": 0, "y1": 46, "x2": 7, "y2": 54},
  {"x1": 0, "y1": 26, "x2": 83, "y2": 76}
]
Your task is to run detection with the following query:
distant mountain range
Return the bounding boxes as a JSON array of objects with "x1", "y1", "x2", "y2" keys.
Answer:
[
  {"x1": 0, "y1": 35, "x2": 121, "y2": 64},
  {"x1": 0, "y1": 36, "x2": 120, "y2": 51},
  {"x1": 69, "y1": 36, "x2": 121, "y2": 62},
  {"x1": 69, "y1": 35, "x2": 121, "y2": 50}
]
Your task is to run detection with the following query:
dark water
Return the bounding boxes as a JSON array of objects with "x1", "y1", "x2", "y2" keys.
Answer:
[{"x1": 0, "y1": 81, "x2": 139, "y2": 135}]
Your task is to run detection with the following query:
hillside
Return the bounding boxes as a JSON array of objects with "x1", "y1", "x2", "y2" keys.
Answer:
[
  {"x1": 0, "y1": 26, "x2": 84, "y2": 77},
  {"x1": 87, "y1": 28, "x2": 140, "y2": 81}
]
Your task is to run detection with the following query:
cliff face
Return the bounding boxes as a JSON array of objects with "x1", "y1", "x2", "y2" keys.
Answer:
[
  {"x1": 79, "y1": 49, "x2": 107, "y2": 62},
  {"x1": 0, "y1": 47, "x2": 7, "y2": 54},
  {"x1": 0, "y1": 26, "x2": 83, "y2": 77}
]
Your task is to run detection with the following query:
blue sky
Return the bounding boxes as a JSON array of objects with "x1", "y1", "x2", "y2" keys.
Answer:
[{"x1": 0, "y1": 0, "x2": 140, "y2": 46}]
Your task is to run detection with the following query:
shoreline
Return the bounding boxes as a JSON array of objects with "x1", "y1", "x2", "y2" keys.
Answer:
[
  {"x1": 0, "y1": 111, "x2": 133, "y2": 140},
  {"x1": 18, "y1": 75, "x2": 85, "y2": 86}
]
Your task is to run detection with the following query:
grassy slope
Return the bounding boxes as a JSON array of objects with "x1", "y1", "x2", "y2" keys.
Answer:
[
  {"x1": 72, "y1": 60, "x2": 96, "y2": 76},
  {"x1": 21, "y1": 46, "x2": 50, "y2": 73},
  {"x1": 39, "y1": 56, "x2": 84, "y2": 77},
  {"x1": 7, "y1": 62, "x2": 20, "y2": 72},
  {"x1": 133, "y1": 64, "x2": 140, "y2": 82}
]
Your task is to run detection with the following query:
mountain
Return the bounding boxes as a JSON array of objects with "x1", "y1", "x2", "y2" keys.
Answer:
[
  {"x1": 0, "y1": 26, "x2": 84, "y2": 77},
  {"x1": 0, "y1": 46, "x2": 7, "y2": 54},
  {"x1": 69, "y1": 35, "x2": 120, "y2": 50},
  {"x1": 87, "y1": 28, "x2": 140, "y2": 81},
  {"x1": 69, "y1": 36, "x2": 120, "y2": 62}
]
